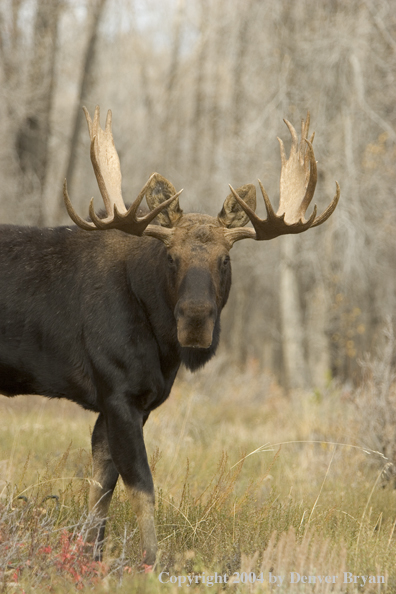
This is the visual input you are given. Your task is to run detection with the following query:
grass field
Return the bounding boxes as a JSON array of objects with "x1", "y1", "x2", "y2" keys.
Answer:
[{"x1": 1, "y1": 356, "x2": 395, "y2": 592}]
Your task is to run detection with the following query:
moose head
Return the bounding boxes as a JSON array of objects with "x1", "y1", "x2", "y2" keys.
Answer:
[{"x1": 64, "y1": 107, "x2": 339, "y2": 355}]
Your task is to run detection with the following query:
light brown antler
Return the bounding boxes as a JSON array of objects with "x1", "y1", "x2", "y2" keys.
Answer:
[
  {"x1": 224, "y1": 113, "x2": 340, "y2": 244},
  {"x1": 63, "y1": 106, "x2": 181, "y2": 237}
]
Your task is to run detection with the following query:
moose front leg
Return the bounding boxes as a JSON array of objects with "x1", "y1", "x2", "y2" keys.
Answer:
[
  {"x1": 88, "y1": 413, "x2": 119, "y2": 560},
  {"x1": 104, "y1": 399, "x2": 157, "y2": 570}
]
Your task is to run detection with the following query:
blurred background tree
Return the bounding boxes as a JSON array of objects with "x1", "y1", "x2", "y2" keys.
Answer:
[{"x1": 0, "y1": 0, "x2": 395, "y2": 389}]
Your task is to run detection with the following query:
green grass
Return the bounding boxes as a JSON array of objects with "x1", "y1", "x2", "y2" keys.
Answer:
[{"x1": 1, "y1": 359, "x2": 395, "y2": 592}]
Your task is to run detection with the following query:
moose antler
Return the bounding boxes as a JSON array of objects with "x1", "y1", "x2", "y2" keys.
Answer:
[
  {"x1": 63, "y1": 106, "x2": 182, "y2": 237},
  {"x1": 224, "y1": 113, "x2": 340, "y2": 244}
]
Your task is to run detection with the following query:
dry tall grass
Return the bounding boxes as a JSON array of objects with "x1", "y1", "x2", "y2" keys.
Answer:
[{"x1": 1, "y1": 358, "x2": 396, "y2": 592}]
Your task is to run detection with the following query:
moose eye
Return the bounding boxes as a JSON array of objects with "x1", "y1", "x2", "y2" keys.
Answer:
[
  {"x1": 167, "y1": 254, "x2": 175, "y2": 266},
  {"x1": 223, "y1": 255, "x2": 230, "y2": 267}
]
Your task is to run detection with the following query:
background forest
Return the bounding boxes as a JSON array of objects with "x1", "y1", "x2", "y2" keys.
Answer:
[
  {"x1": 2, "y1": 2, "x2": 396, "y2": 591},
  {"x1": 0, "y1": 0, "x2": 395, "y2": 390}
]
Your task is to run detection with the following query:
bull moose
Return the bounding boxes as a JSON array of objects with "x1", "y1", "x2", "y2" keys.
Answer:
[{"x1": 0, "y1": 107, "x2": 339, "y2": 570}]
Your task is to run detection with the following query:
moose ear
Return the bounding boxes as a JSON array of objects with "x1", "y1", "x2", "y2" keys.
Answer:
[
  {"x1": 218, "y1": 183, "x2": 256, "y2": 229},
  {"x1": 145, "y1": 173, "x2": 183, "y2": 227}
]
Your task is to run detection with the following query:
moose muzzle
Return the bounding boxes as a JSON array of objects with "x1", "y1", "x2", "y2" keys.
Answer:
[
  {"x1": 175, "y1": 300, "x2": 217, "y2": 348},
  {"x1": 174, "y1": 267, "x2": 218, "y2": 349}
]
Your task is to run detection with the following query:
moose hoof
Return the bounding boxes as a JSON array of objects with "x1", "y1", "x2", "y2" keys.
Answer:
[
  {"x1": 140, "y1": 562, "x2": 154, "y2": 573},
  {"x1": 139, "y1": 549, "x2": 155, "y2": 573}
]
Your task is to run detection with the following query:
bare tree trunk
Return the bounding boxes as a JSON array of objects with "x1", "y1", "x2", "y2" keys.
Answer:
[
  {"x1": 307, "y1": 282, "x2": 331, "y2": 389},
  {"x1": 56, "y1": 0, "x2": 107, "y2": 223},
  {"x1": 207, "y1": 3, "x2": 223, "y2": 178},
  {"x1": 275, "y1": 1, "x2": 310, "y2": 390},
  {"x1": 16, "y1": 0, "x2": 61, "y2": 225},
  {"x1": 190, "y1": 0, "x2": 208, "y2": 177},
  {"x1": 138, "y1": 48, "x2": 154, "y2": 133},
  {"x1": 280, "y1": 235, "x2": 308, "y2": 390},
  {"x1": 0, "y1": 0, "x2": 23, "y2": 222},
  {"x1": 232, "y1": 5, "x2": 248, "y2": 138},
  {"x1": 231, "y1": 0, "x2": 252, "y2": 180},
  {"x1": 0, "y1": 0, "x2": 22, "y2": 93},
  {"x1": 162, "y1": 0, "x2": 184, "y2": 171}
]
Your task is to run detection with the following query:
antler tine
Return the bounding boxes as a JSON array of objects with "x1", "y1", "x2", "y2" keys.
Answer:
[
  {"x1": 229, "y1": 185, "x2": 258, "y2": 221},
  {"x1": 278, "y1": 137, "x2": 287, "y2": 167},
  {"x1": 228, "y1": 181, "x2": 279, "y2": 226},
  {"x1": 300, "y1": 139, "x2": 317, "y2": 213},
  {"x1": 311, "y1": 182, "x2": 340, "y2": 228},
  {"x1": 105, "y1": 108, "x2": 112, "y2": 132},
  {"x1": 301, "y1": 112, "x2": 315, "y2": 180},
  {"x1": 258, "y1": 180, "x2": 277, "y2": 219},
  {"x1": 301, "y1": 111, "x2": 310, "y2": 155},
  {"x1": 63, "y1": 180, "x2": 96, "y2": 231},
  {"x1": 92, "y1": 105, "x2": 101, "y2": 138},
  {"x1": 283, "y1": 118, "x2": 299, "y2": 156},
  {"x1": 89, "y1": 136, "x2": 113, "y2": 217},
  {"x1": 303, "y1": 111, "x2": 310, "y2": 135},
  {"x1": 82, "y1": 106, "x2": 93, "y2": 138}
]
